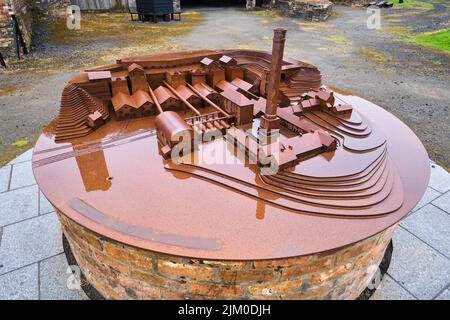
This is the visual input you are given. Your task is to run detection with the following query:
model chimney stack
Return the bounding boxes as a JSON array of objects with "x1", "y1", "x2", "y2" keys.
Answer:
[{"x1": 260, "y1": 28, "x2": 287, "y2": 131}]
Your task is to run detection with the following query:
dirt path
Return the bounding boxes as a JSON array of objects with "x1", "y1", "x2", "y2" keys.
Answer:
[{"x1": 0, "y1": 5, "x2": 449, "y2": 168}]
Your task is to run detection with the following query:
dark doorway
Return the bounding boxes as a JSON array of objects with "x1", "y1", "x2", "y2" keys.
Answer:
[{"x1": 181, "y1": 0, "x2": 247, "y2": 7}]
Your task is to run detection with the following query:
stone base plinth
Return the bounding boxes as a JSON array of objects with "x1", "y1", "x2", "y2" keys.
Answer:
[{"x1": 58, "y1": 212, "x2": 396, "y2": 300}]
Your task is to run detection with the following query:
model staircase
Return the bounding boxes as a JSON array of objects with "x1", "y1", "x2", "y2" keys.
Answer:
[{"x1": 55, "y1": 84, "x2": 109, "y2": 141}]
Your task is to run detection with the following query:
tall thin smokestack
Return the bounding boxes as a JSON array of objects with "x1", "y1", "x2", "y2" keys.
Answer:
[{"x1": 260, "y1": 28, "x2": 286, "y2": 131}]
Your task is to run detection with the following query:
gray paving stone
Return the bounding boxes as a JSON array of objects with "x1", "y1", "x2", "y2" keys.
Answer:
[
  {"x1": 8, "y1": 148, "x2": 33, "y2": 165},
  {"x1": 0, "y1": 165, "x2": 11, "y2": 193},
  {"x1": 435, "y1": 289, "x2": 450, "y2": 300},
  {"x1": 39, "y1": 190, "x2": 54, "y2": 215},
  {"x1": 0, "y1": 212, "x2": 63, "y2": 275},
  {"x1": 370, "y1": 274, "x2": 416, "y2": 300},
  {"x1": 40, "y1": 253, "x2": 88, "y2": 300},
  {"x1": 0, "y1": 264, "x2": 38, "y2": 300},
  {"x1": 429, "y1": 163, "x2": 450, "y2": 193},
  {"x1": 0, "y1": 185, "x2": 39, "y2": 227},
  {"x1": 401, "y1": 204, "x2": 450, "y2": 258},
  {"x1": 388, "y1": 227, "x2": 450, "y2": 299},
  {"x1": 432, "y1": 191, "x2": 450, "y2": 214},
  {"x1": 10, "y1": 161, "x2": 36, "y2": 190},
  {"x1": 411, "y1": 187, "x2": 442, "y2": 213}
]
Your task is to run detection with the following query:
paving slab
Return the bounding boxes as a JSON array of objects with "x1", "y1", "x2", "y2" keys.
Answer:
[
  {"x1": 370, "y1": 274, "x2": 416, "y2": 300},
  {"x1": 411, "y1": 187, "x2": 442, "y2": 213},
  {"x1": 388, "y1": 227, "x2": 450, "y2": 299},
  {"x1": 401, "y1": 204, "x2": 450, "y2": 258},
  {"x1": 0, "y1": 185, "x2": 39, "y2": 227},
  {"x1": 39, "y1": 253, "x2": 88, "y2": 300},
  {"x1": 7, "y1": 148, "x2": 33, "y2": 165},
  {"x1": 0, "y1": 264, "x2": 38, "y2": 300},
  {"x1": 9, "y1": 161, "x2": 36, "y2": 190},
  {"x1": 0, "y1": 212, "x2": 63, "y2": 275},
  {"x1": 0, "y1": 165, "x2": 11, "y2": 193},
  {"x1": 429, "y1": 163, "x2": 450, "y2": 193},
  {"x1": 39, "y1": 190, "x2": 55, "y2": 215},
  {"x1": 435, "y1": 289, "x2": 450, "y2": 300},
  {"x1": 432, "y1": 191, "x2": 450, "y2": 214}
]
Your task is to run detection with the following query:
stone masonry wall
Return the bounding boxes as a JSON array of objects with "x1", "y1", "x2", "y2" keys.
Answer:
[
  {"x1": 59, "y1": 211, "x2": 397, "y2": 300},
  {"x1": 34, "y1": 0, "x2": 71, "y2": 13},
  {"x1": 0, "y1": 3, "x2": 13, "y2": 53},
  {"x1": 278, "y1": 0, "x2": 333, "y2": 21},
  {"x1": 0, "y1": 0, "x2": 32, "y2": 58},
  {"x1": 333, "y1": 0, "x2": 372, "y2": 6}
]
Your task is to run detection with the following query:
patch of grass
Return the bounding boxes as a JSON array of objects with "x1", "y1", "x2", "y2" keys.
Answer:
[
  {"x1": 233, "y1": 43, "x2": 253, "y2": 50},
  {"x1": 0, "y1": 133, "x2": 41, "y2": 168},
  {"x1": 47, "y1": 12, "x2": 205, "y2": 46},
  {"x1": 382, "y1": 25, "x2": 413, "y2": 37},
  {"x1": 260, "y1": 35, "x2": 272, "y2": 43},
  {"x1": 0, "y1": 146, "x2": 29, "y2": 167},
  {"x1": 382, "y1": 25, "x2": 450, "y2": 53},
  {"x1": 12, "y1": 139, "x2": 29, "y2": 148},
  {"x1": 322, "y1": 35, "x2": 352, "y2": 45},
  {"x1": 357, "y1": 48, "x2": 392, "y2": 63},
  {"x1": 329, "y1": 10, "x2": 339, "y2": 20},
  {"x1": 407, "y1": 29, "x2": 450, "y2": 52},
  {"x1": 384, "y1": 17, "x2": 403, "y2": 23},
  {"x1": 0, "y1": 86, "x2": 17, "y2": 96},
  {"x1": 0, "y1": 142, "x2": 29, "y2": 167},
  {"x1": 298, "y1": 21, "x2": 332, "y2": 32},
  {"x1": 253, "y1": 9, "x2": 283, "y2": 27},
  {"x1": 392, "y1": 0, "x2": 434, "y2": 11},
  {"x1": 248, "y1": 9, "x2": 283, "y2": 19}
]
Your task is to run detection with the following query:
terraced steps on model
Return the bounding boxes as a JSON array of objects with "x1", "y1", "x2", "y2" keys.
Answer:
[
  {"x1": 313, "y1": 110, "x2": 369, "y2": 133},
  {"x1": 164, "y1": 160, "x2": 403, "y2": 217},
  {"x1": 173, "y1": 159, "x2": 396, "y2": 208},
  {"x1": 264, "y1": 154, "x2": 389, "y2": 193},
  {"x1": 284, "y1": 145, "x2": 386, "y2": 179},
  {"x1": 302, "y1": 112, "x2": 386, "y2": 151},
  {"x1": 55, "y1": 84, "x2": 108, "y2": 142},
  {"x1": 278, "y1": 150, "x2": 386, "y2": 186},
  {"x1": 305, "y1": 112, "x2": 371, "y2": 137},
  {"x1": 261, "y1": 156, "x2": 391, "y2": 198}
]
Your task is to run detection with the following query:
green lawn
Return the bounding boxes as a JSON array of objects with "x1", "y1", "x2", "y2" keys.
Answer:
[
  {"x1": 408, "y1": 29, "x2": 450, "y2": 52},
  {"x1": 392, "y1": 0, "x2": 434, "y2": 11}
]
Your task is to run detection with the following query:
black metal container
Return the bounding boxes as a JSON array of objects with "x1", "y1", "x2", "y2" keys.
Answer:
[{"x1": 135, "y1": 0, "x2": 174, "y2": 15}]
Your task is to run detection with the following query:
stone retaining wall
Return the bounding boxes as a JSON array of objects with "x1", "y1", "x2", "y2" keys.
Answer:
[
  {"x1": 278, "y1": 0, "x2": 333, "y2": 21},
  {"x1": 0, "y1": 0, "x2": 32, "y2": 58},
  {"x1": 333, "y1": 0, "x2": 372, "y2": 6},
  {"x1": 59, "y1": 211, "x2": 396, "y2": 300}
]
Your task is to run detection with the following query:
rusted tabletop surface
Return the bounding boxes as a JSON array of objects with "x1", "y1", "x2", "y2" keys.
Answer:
[{"x1": 32, "y1": 92, "x2": 429, "y2": 260}]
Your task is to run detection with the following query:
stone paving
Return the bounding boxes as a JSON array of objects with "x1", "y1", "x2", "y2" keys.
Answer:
[{"x1": 0, "y1": 149, "x2": 449, "y2": 300}]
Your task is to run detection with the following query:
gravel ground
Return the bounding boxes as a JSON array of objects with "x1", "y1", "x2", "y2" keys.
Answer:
[{"x1": 0, "y1": 4, "x2": 449, "y2": 168}]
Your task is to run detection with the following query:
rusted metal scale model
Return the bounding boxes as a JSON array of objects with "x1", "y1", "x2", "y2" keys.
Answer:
[{"x1": 32, "y1": 29, "x2": 429, "y2": 299}]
